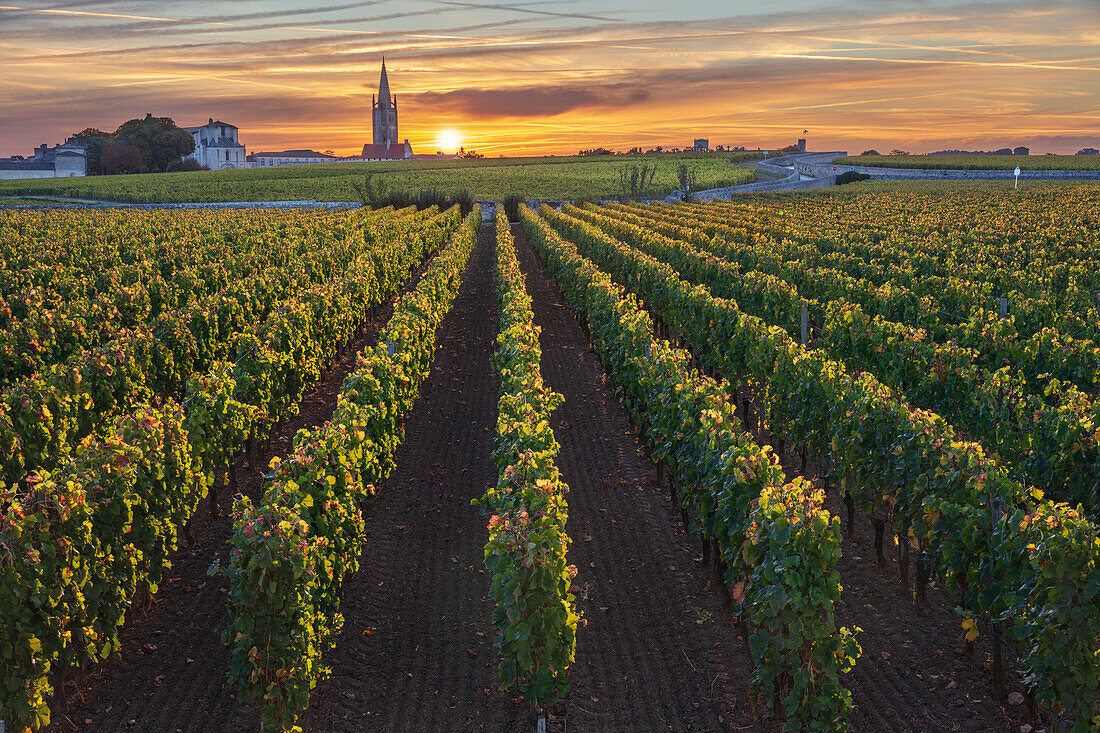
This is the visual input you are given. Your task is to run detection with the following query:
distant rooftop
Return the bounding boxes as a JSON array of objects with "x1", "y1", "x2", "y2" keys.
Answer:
[
  {"x1": 185, "y1": 119, "x2": 239, "y2": 132},
  {"x1": 250, "y1": 149, "x2": 336, "y2": 159},
  {"x1": 360, "y1": 142, "x2": 410, "y2": 159}
]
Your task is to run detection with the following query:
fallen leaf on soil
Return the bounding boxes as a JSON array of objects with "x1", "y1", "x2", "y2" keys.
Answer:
[{"x1": 1008, "y1": 692, "x2": 1025, "y2": 706}]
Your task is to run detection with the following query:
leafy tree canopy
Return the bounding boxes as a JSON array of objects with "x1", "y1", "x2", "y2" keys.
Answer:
[{"x1": 113, "y1": 115, "x2": 195, "y2": 172}]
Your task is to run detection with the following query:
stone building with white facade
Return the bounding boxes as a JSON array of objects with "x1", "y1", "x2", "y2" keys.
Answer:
[
  {"x1": 183, "y1": 119, "x2": 246, "y2": 169},
  {"x1": 248, "y1": 150, "x2": 337, "y2": 167},
  {"x1": 0, "y1": 137, "x2": 87, "y2": 179}
]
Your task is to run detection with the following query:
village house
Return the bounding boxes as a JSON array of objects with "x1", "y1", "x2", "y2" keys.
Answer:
[
  {"x1": 0, "y1": 137, "x2": 87, "y2": 179},
  {"x1": 183, "y1": 119, "x2": 247, "y2": 169},
  {"x1": 248, "y1": 150, "x2": 337, "y2": 167}
]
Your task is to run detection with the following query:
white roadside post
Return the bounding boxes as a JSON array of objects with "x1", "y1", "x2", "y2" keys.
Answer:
[{"x1": 1014, "y1": 166, "x2": 1021, "y2": 189}]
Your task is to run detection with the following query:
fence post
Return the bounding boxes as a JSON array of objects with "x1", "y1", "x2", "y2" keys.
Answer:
[
  {"x1": 800, "y1": 303, "x2": 809, "y2": 346},
  {"x1": 999, "y1": 296, "x2": 1008, "y2": 318},
  {"x1": 990, "y1": 496, "x2": 1008, "y2": 699}
]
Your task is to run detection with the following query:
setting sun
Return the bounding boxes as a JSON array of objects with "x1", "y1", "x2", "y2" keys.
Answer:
[{"x1": 437, "y1": 129, "x2": 462, "y2": 153}]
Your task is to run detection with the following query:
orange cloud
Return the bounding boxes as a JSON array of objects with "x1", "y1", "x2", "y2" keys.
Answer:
[{"x1": 1, "y1": 0, "x2": 1097, "y2": 156}]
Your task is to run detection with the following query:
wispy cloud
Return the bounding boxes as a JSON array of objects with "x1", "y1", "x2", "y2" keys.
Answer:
[
  {"x1": 415, "y1": 82, "x2": 651, "y2": 118},
  {"x1": 1, "y1": 0, "x2": 1097, "y2": 155}
]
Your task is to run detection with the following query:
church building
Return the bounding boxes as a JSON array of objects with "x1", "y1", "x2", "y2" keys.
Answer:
[
  {"x1": 360, "y1": 59, "x2": 413, "y2": 160},
  {"x1": 183, "y1": 119, "x2": 246, "y2": 169}
]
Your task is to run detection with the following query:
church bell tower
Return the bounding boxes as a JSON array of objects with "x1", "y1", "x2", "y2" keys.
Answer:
[{"x1": 372, "y1": 58, "x2": 399, "y2": 147}]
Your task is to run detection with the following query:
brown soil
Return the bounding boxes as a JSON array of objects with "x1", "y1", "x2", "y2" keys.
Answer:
[
  {"x1": 513, "y1": 223, "x2": 755, "y2": 732},
  {"x1": 40, "y1": 217, "x2": 1026, "y2": 733},
  {"x1": 300, "y1": 221, "x2": 757, "y2": 732},
  {"x1": 831, "y1": 502, "x2": 1021, "y2": 733},
  {"x1": 295, "y1": 219, "x2": 522, "y2": 731},
  {"x1": 738, "y1": 402, "x2": 1026, "y2": 732},
  {"x1": 44, "y1": 247, "x2": 439, "y2": 733}
]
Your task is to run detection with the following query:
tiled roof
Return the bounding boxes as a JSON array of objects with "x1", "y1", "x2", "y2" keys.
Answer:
[
  {"x1": 0, "y1": 159, "x2": 53, "y2": 170},
  {"x1": 360, "y1": 142, "x2": 409, "y2": 159},
  {"x1": 185, "y1": 120, "x2": 239, "y2": 132},
  {"x1": 250, "y1": 150, "x2": 335, "y2": 158}
]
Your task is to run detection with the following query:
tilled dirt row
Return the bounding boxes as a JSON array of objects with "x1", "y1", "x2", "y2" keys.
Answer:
[
  {"x1": 739, "y1": 396, "x2": 1023, "y2": 732},
  {"x1": 45, "y1": 245, "x2": 442, "y2": 733},
  {"x1": 297, "y1": 221, "x2": 519, "y2": 731},
  {"x1": 520, "y1": 205, "x2": 1023, "y2": 732},
  {"x1": 44, "y1": 215, "x2": 1021, "y2": 733},
  {"x1": 513, "y1": 223, "x2": 755, "y2": 731},
  {"x1": 301, "y1": 221, "x2": 759, "y2": 732}
]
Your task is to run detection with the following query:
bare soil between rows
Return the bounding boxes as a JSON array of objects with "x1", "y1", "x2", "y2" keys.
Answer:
[
  {"x1": 39, "y1": 218, "x2": 1027, "y2": 733},
  {"x1": 302, "y1": 221, "x2": 760, "y2": 732},
  {"x1": 766, "y1": 435, "x2": 1027, "y2": 733},
  {"x1": 44, "y1": 246, "x2": 440, "y2": 733},
  {"x1": 296, "y1": 219, "x2": 519, "y2": 731},
  {"x1": 514, "y1": 223, "x2": 755, "y2": 732}
]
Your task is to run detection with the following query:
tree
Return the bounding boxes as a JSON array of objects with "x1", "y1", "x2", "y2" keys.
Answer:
[
  {"x1": 860, "y1": 149, "x2": 881, "y2": 156},
  {"x1": 1013, "y1": 146, "x2": 1030, "y2": 155},
  {"x1": 458, "y1": 147, "x2": 484, "y2": 159},
  {"x1": 74, "y1": 128, "x2": 114, "y2": 175},
  {"x1": 1077, "y1": 148, "x2": 1099, "y2": 155},
  {"x1": 113, "y1": 114, "x2": 195, "y2": 172},
  {"x1": 677, "y1": 163, "x2": 695, "y2": 201},
  {"x1": 618, "y1": 164, "x2": 656, "y2": 199},
  {"x1": 166, "y1": 157, "x2": 208, "y2": 173},
  {"x1": 889, "y1": 149, "x2": 910, "y2": 156},
  {"x1": 100, "y1": 142, "x2": 144, "y2": 174}
]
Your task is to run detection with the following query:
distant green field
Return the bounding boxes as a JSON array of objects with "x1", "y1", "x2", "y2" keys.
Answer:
[
  {"x1": 0, "y1": 194, "x2": 91, "y2": 205},
  {"x1": 0, "y1": 152, "x2": 761, "y2": 203},
  {"x1": 834, "y1": 154, "x2": 1100, "y2": 171}
]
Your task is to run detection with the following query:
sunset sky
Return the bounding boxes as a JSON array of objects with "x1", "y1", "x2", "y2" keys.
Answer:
[{"x1": 1, "y1": 0, "x2": 1097, "y2": 157}]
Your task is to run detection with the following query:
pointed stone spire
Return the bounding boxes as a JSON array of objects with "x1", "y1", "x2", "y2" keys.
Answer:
[{"x1": 378, "y1": 56, "x2": 391, "y2": 107}]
